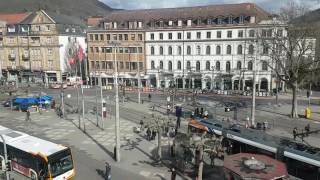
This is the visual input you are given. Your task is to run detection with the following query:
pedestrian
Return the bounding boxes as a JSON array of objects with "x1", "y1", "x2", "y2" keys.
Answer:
[
  {"x1": 305, "y1": 124, "x2": 310, "y2": 136},
  {"x1": 146, "y1": 128, "x2": 151, "y2": 141},
  {"x1": 176, "y1": 117, "x2": 181, "y2": 129},
  {"x1": 171, "y1": 168, "x2": 176, "y2": 180},
  {"x1": 105, "y1": 162, "x2": 111, "y2": 180},
  {"x1": 26, "y1": 109, "x2": 31, "y2": 121},
  {"x1": 293, "y1": 127, "x2": 298, "y2": 140},
  {"x1": 51, "y1": 100, "x2": 56, "y2": 109},
  {"x1": 148, "y1": 94, "x2": 152, "y2": 102},
  {"x1": 140, "y1": 120, "x2": 144, "y2": 129},
  {"x1": 152, "y1": 129, "x2": 157, "y2": 140}
]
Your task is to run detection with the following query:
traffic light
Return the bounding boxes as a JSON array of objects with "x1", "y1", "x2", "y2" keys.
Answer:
[{"x1": 6, "y1": 161, "x2": 11, "y2": 171}]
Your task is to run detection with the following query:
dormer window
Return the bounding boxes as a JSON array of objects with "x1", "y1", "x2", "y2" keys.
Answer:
[
  {"x1": 168, "y1": 20, "x2": 173, "y2": 26},
  {"x1": 72, "y1": 28, "x2": 76, "y2": 33},
  {"x1": 178, "y1": 20, "x2": 182, "y2": 27},
  {"x1": 239, "y1": 15, "x2": 244, "y2": 24},
  {"x1": 197, "y1": 18, "x2": 201, "y2": 26},
  {"x1": 187, "y1": 19, "x2": 192, "y2": 26},
  {"x1": 138, "y1": 21, "x2": 143, "y2": 28},
  {"x1": 217, "y1": 18, "x2": 222, "y2": 25},
  {"x1": 21, "y1": 26, "x2": 29, "y2": 32},
  {"x1": 159, "y1": 21, "x2": 164, "y2": 27},
  {"x1": 104, "y1": 22, "x2": 111, "y2": 29},
  {"x1": 207, "y1": 19, "x2": 212, "y2": 25},
  {"x1": 150, "y1": 21, "x2": 155, "y2": 28},
  {"x1": 113, "y1": 22, "x2": 117, "y2": 29},
  {"x1": 65, "y1": 28, "x2": 70, "y2": 33},
  {"x1": 228, "y1": 16, "x2": 233, "y2": 24},
  {"x1": 7, "y1": 26, "x2": 15, "y2": 33}
]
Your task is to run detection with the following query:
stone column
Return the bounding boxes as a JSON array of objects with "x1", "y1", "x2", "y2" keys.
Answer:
[
  {"x1": 267, "y1": 79, "x2": 271, "y2": 92},
  {"x1": 258, "y1": 79, "x2": 261, "y2": 92},
  {"x1": 192, "y1": 78, "x2": 195, "y2": 89},
  {"x1": 232, "y1": 80, "x2": 235, "y2": 90},
  {"x1": 156, "y1": 73, "x2": 160, "y2": 88},
  {"x1": 182, "y1": 77, "x2": 186, "y2": 89},
  {"x1": 221, "y1": 78, "x2": 224, "y2": 90},
  {"x1": 201, "y1": 78, "x2": 206, "y2": 90}
]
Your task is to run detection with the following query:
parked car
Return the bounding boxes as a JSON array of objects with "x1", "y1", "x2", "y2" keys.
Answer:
[{"x1": 49, "y1": 83, "x2": 67, "y2": 89}]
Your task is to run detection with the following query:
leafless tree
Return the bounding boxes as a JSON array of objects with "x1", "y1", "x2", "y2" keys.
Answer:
[{"x1": 260, "y1": 2, "x2": 320, "y2": 118}]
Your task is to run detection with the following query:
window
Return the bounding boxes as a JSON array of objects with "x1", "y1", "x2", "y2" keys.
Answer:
[
  {"x1": 151, "y1": 61, "x2": 155, "y2": 69},
  {"x1": 237, "y1": 61, "x2": 242, "y2": 70},
  {"x1": 238, "y1": 30, "x2": 243, "y2": 38},
  {"x1": 226, "y1": 45, "x2": 232, "y2": 55},
  {"x1": 95, "y1": 47, "x2": 99, "y2": 53},
  {"x1": 178, "y1": 20, "x2": 182, "y2": 26},
  {"x1": 159, "y1": 21, "x2": 164, "y2": 27},
  {"x1": 196, "y1": 46, "x2": 201, "y2": 55},
  {"x1": 187, "y1": 32, "x2": 191, "y2": 39},
  {"x1": 249, "y1": 30, "x2": 255, "y2": 37},
  {"x1": 187, "y1": 61, "x2": 191, "y2": 70},
  {"x1": 168, "y1": 20, "x2": 173, "y2": 26},
  {"x1": 227, "y1": 31, "x2": 232, "y2": 38},
  {"x1": 197, "y1": 19, "x2": 201, "y2": 26},
  {"x1": 239, "y1": 15, "x2": 244, "y2": 24},
  {"x1": 262, "y1": 61, "x2": 268, "y2": 71},
  {"x1": 248, "y1": 44, "x2": 254, "y2": 54},
  {"x1": 100, "y1": 34, "x2": 104, "y2": 41},
  {"x1": 168, "y1": 61, "x2": 172, "y2": 71},
  {"x1": 237, "y1": 45, "x2": 242, "y2": 54},
  {"x1": 150, "y1": 33, "x2": 154, "y2": 40},
  {"x1": 216, "y1": 46, "x2": 221, "y2": 55},
  {"x1": 178, "y1": 46, "x2": 182, "y2": 55},
  {"x1": 138, "y1": 34, "x2": 143, "y2": 41},
  {"x1": 159, "y1": 33, "x2": 163, "y2": 40},
  {"x1": 187, "y1": 20, "x2": 192, "y2": 26},
  {"x1": 217, "y1": 18, "x2": 222, "y2": 25},
  {"x1": 277, "y1": 29, "x2": 283, "y2": 37},
  {"x1": 207, "y1": 32, "x2": 211, "y2": 39},
  {"x1": 168, "y1": 33, "x2": 172, "y2": 40},
  {"x1": 216, "y1": 61, "x2": 220, "y2": 71},
  {"x1": 131, "y1": 34, "x2": 135, "y2": 40},
  {"x1": 263, "y1": 45, "x2": 269, "y2": 54},
  {"x1": 95, "y1": 34, "x2": 99, "y2": 41},
  {"x1": 197, "y1": 32, "x2": 201, "y2": 39},
  {"x1": 226, "y1": 61, "x2": 231, "y2": 72},
  {"x1": 207, "y1": 19, "x2": 212, "y2": 25},
  {"x1": 151, "y1": 46, "x2": 155, "y2": 55},
  {"x1": 159, "y1": 46, "x2": 163, "y2": 55},
  {"x1": 206, "y1": 61, "x2": 210, "y2": 70},
  {"x1": 217, "y1": 31, "x2": 221, "y2": 38},
  {"x1": 160, "y1": 61, "x2": 163, "y2": 69},
  {"x1": 177, "y1": 33, "x2": 182, "y2": 40},
  {"x1": 107, "y1": 34, "x2": 111, "y2": 40},
  {"x1": 48, "y1": 48, "x2": 53, "y2": 55},
  {"x1": 177, "y1": 61, "x2": 182, "y2": 70},
  {"x1": 90, "y1": 47, "x2": 94, "y2": 53},
  {"x1": 206, "y1": 46, "x2": 211, "y2": 55},
  {"x1": 187, "y1": 46, "x2": 191, "y2": 55},
  {"x1": 119, "y1": 34, "x2": 123, "y2": 41},
  {"x1": 196, "y1": 61, "x2": 200, "y2": 71},
  {"x1": 168, "y1": 46, "x2": 173, "y2": 55},
  {"x1": 89, "y1": 34, "x2": 93, "y2": 41},
  {"x1": 124, "y1": 34, "x2": 128, "y2": 40},
  {"x1": 248, "y1": 61, "x2": 253, "y2": 70},
  {"x1": 228, "y1": 16, "x2": 233, "y2": 24}
]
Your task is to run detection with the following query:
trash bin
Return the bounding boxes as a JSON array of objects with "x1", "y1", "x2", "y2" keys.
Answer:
[{"x1": 305, "y1": 108, "x2": 312, "y2": 119}]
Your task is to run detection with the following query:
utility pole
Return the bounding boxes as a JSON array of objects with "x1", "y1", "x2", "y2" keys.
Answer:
[
  {"x1": 110, "y1": 41, "x2": 121, "y2": 162},
  {"x1": 251, "y1": 40, "x2": 258, "y2": 127},
  {"x1": 137, "y1": 51, "x2": 141, "y2": 104},
  {"x1": 78, "y1": 44, "x2": 85, "y2": 132},
  {"x1": 0, "y1": 134, "x2": 10, "y2": 180}
]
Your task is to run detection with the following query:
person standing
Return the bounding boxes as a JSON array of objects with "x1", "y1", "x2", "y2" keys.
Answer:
[
  {"x1": 105, "y1": 162, "x2": 111, "y2": 180},
  {"x1": 152, "y1": 129, "x2": 157, "y2": 140},
  {"x1": 26, "y1": 109, "x2": 31, "y2": 121},
  {"x1": 146, "y1": 128, "x2": 151, "y2": 141},
  {"x1": 171, "y1": 168, "x2": 176, "y2": 180}
]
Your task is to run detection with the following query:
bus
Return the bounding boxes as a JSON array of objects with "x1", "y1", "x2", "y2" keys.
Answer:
[
  {"x1": 188, "y1": 117, "x2": 320, "y2": 180},
  {"x1": 0, "y1": 125, "x2": 75, "y2": 180}
]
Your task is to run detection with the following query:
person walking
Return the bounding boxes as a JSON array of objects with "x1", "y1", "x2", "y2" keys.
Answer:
[
  {"x1": 171, "y1": 168, "x2": 176, "y2": 180},
  {"x1": 26, "y1": 109, "x2": 31, "y2": 121},
  {"x1": 146, "y1": 128, "x2": 151, "y2": 141},
  {"x1": 152, "y1": 129, "x2": 157, "y2": 140},
  {"x1": 105, "y1": 162, "x2": 111, "y2": 180},
  {"x1": 148, "y1": 94, "x2": 152, "y2": 102}
]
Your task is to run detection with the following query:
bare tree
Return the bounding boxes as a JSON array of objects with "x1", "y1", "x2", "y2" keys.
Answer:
[{"x1": 260, "y1": 2, "x2": 320, "y2": 118}]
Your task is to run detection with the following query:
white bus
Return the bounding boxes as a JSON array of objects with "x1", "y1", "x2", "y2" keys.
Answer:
[{"x1": 0, "y1": 125, "x2": 75, "y2": 180}]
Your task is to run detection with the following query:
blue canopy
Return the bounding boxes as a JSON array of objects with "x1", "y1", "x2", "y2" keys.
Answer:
[
  {"x1": 14, "y1": 97, "x2": 38, "y2": 105},
  {"x1": 38, "y1": 95, "x2": 53, "y2": 104}
]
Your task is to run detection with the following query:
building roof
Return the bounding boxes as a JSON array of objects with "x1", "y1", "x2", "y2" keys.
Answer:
[
  {"x1": 86, "y1": 17, "x2": 104, "y2": 27},
  {"x1": 103, "y1": 3, "x2": 270, "y2": 23},
  {"x1": 224, "y1": 153, "x2": 288, "y2": 180},
  {"x1": 0, "y1": 12, "x2": 31, "y2": 24}
]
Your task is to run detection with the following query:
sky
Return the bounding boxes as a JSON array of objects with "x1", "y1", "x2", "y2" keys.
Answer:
[{"x1": 100, "y1": 0, "x2": 320, "y2": 13}]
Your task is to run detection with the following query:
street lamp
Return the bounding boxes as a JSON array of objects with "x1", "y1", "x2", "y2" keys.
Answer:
[
  {"x1": 109, "y1": 41, "x2": 121, "y2": 162},
  {"x1": 251, "y1": 39, "x2": 259, "y2": 127}
]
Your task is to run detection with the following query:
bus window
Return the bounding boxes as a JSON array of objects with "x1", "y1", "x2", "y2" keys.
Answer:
[{"x1": 48, "y1": 149, "x2": 73, "y2": 178}]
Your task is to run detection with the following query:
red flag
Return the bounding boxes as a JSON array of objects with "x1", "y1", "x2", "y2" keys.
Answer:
[
  {"x1": 68, "y1": 58, "x2": 75, "y2": 65},
  {"x1": 78, "y1": 45, "x2": 84, "y2": 61}
]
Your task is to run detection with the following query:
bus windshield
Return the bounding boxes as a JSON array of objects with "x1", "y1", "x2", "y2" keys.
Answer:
[{"x1": 48, "y1": 149, "x2": 73, "y2": 178}]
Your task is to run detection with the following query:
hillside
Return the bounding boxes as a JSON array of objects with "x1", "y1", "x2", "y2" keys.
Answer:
[
  {"x1": 292, "y1": 8, "x2": 320, "y2": 26},
  {"x1": 0, "y1": 0, "x2": 113, "y2": 19}
]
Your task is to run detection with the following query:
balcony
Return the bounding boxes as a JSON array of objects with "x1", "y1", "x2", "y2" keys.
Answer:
[
  {"x1": 8, "y1": 54, "x2": 16, "y2": 60},
  {"x1": 22, "y1": 54, "x2": 30, "y2": 60}
]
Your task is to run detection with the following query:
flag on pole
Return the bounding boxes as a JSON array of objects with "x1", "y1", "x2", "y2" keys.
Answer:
[{"x1": 78, "y1": 45, "x2": 85, "y2": 61}]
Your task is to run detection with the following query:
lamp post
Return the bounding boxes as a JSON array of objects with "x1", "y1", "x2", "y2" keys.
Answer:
[
  {"x1": 137, "y1": 51, "x2": 141, "y2": 104},
  {"x1": 109, "y1": 41, "x2": 121, "y2": 162},
  {"x1": 251, "y1": 39, "x2": 258, "y2": 127}
]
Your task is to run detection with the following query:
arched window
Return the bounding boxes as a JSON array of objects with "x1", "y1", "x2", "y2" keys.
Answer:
[
  {"x1": 159, "y1": 46, "x2": 163, "y2": 55},
  {"x1": 216, "y1": 61, "x2": 220, "y2": 71},
  {"x1": 168, "y1": 61, "x2": 172, "y2": 71},
  {"x1": 178, "y1": 46, "x2": 182, "y2": 55},
  {"x1": 177, "y1": 61, "x2": 181, "y2": 70},
  {"x1": 151, "y1": 46, "x2": 155, "y2": 55},
  {"x1": 160, "y1": 60, "x2": 163, "y2": 69},
  {"x1": 151, "y1": 60, "x2": 155, "y2": 69},
  {"x1": 248, "y1": 44, "x2": 254, "y2": 55},
  {"x1": 226, "y1": 45, "x2": 232, "y2": 55},
  {"x1": 187, "y1": 61, "x2": 191, "y2": 70},
  {"x1": 205, "y1": 61, "x2": 210, "y2": 70},
  {"x1": 237, "y1": 45, "x2": 242, "y2": 54},
  {"x1": 187, "y1": 46, "x2": 191, "y2": 55},
  {"x1": 196, "y1": 61, "x2": 200, "y2": 71},
  {"x1": 168, "y1": 46, "x2": 173, "y2": 55},
  {"x1": 216, "y1": 45, "x2": 221, "y2": 55},
  {"x1": 237, "y1": 61, "x2": 241, "y2": 70},
  {"x1": 262, "y1": 61, "x2": 268, "y2": 71},
  {"x1": 206, "y1": 46, "x2": 211, "y2": 55},
  {"x1": 248, "y1": 61, "x2": 253, "y2": 70},
  {"x1": 196, "y1": 45, "x2": 201, "y2": 55},
  {"x1": 226, "y1": 61, "x2": 231, "y2": 72}
]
